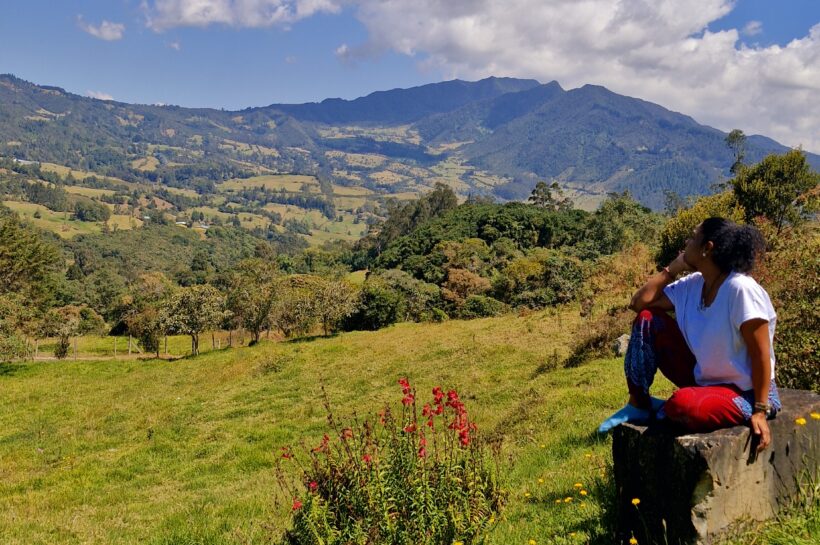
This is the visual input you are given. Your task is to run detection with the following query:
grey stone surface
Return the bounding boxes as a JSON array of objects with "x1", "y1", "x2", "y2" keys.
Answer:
[
  {"x1": 613, "y1": 334, "x2": 631, "y2": 357},
  {"x1": 612, "y1": 389, "x2": 820, "y2": 545}
]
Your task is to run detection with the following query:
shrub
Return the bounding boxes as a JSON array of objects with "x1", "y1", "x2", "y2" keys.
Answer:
[
  {"x1": 755, "y1": 220, "x2": 819, "y2": 392},
  {"x1": 460, "y1": 295, "x2": 506, "y2": 319},
  {"x1": 343, "y1": 278, "x2": 405, "y2": 331},
  {"x1": 277, "y1": 380, "x2": 506, "y2": 545}
]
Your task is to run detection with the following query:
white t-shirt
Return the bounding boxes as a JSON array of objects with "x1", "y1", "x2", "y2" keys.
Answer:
[{"x1": 663, "y1": 271, "x2": 776, "y2": 391}]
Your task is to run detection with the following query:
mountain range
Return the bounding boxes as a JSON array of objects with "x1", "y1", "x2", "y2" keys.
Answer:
[{"x1": 1, "y1": 74, "x2": 817, "y2": 210}]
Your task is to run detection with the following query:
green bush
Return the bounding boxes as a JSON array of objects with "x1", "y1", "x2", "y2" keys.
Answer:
[
  {"x1": 460, "y1": 295, "x2": 506, "y2": 319},
  {"x1": 277, "y1": 379, "x2": 505, "y2": 545},
  {"x1": 343, "y1": 278, "x2": 405, "y2": 331},
  {"x1": 756, "y1": 221, "x2": 819, "y2": 392}
]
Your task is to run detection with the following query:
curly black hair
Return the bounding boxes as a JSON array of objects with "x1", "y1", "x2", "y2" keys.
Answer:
[{"x1": 700, "y1": 217, "x2": 765, "y2": 274}]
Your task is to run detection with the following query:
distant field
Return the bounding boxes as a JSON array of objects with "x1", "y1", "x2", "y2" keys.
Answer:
[
  {"x1": 218, "y1": 175, "x2": 320, "y2": 193},
  {"x1": 39, "y1": 163, "x2": 130, "y2": 186},
  {"x1": 162, "y1": 186, "x2": 200, "y2": 198},
  {"x1": 187, "y1": 206, "x2": 270, "y2": 230},
  {"x1": 63, "y1": 185, "x2": 116, "y2": 198},
  {"x1": 3, "y1": 200, "x2": 141, "y2": 237},
  {"x1": 219, "y1": 139, "x2": 279, "y2": 158},
  {"x1": 130, "y1": 157, "x2": 159, "y2": 171}
]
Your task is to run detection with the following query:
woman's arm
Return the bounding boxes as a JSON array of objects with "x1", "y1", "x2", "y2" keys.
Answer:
[
  {"x1": 629, "y1": 253, "x2": 688, "y2": 312},
  {"x1": 740, "y1": 318, "x2": 772, "y2": 451}
]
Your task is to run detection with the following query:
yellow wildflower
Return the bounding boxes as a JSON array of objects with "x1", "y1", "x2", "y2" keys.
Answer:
[
  {"x1": 810, "y1": 412, "x2": 820, "y2": 420},
  {"x1": 564, "y1": 497, "x2": 573, "y2": 503},
  {"x1": 489, "y1": 515, "x2": 495, "y2": 524},
  {"x1": 631, "y1": 498, "x2": 641, "y2": 506},
  {"x1": 573, "y1": 482, "x2": 583, "y2": 488},
  {"x1": 524, "y1": 492, "x2": 531, "y2": 498},
  {"x1": 580, "y1": 490, "x2": 588, "y2": 496},
  {"x1": 569, "y1": 532, "x2": 576, "y2": 537},
  {"x1": 630, "y1": 537, "x2": 638, "y2": 545},
  {"x1": 540, "y1": 444, "x2": 546, "y2": 448},
  {"x1": 555, "y1": 499, "x2": 562, "y2": 504},
  {"x1": 528, "y1": 540, "x2": 537, "y2": 545},
  {"x1": 795, "y1": 417, "x2": 807, "y2": 426},
  {"x1": 538, "y1": 478, "x2": 545, "y2": 484},
  {"x1": 453, "y1": 542, "x2": 464, "y2": 545},
  {"x1": 584, "y1": 453, "x2": 592, "y2": 458}
]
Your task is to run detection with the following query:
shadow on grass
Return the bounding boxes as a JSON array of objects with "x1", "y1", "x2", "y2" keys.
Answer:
[
  {"x1": 0, "y1": 362, "x2": 26, "y2": 377},
  {"x1": 284, "y1": 333, "x2": 338, "y2": 344}
]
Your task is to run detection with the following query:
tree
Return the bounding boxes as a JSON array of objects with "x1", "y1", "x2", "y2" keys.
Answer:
[
  {"x1": 725, "y1": 129, "x2": 747, "y2": 175},
  {"x1": 528, "y1": 181, "x2": 572, "y2": 211},
  {"x1": 730, "y1": 149, "x2": 819, "y2": 233},
  {"x1": 226, "y1": 259, "x2": 280, "y2": 344},
  {"x1": 271, "y1": 276, "x2": 320, "y2": 338},
  {"x1": 0, "y1": 294, "x2": 36, "y2": 362},
  {"x1": 313, "y1": 278, "x2": 358, "y2": 335},
  {"x1": 41, "y1": 306, "x2": 105, "y2": 359},
  {"x1": 161, "y1": 285, "x2": 226, "y2": 356},
  {"x1": 0, "y1": 209, "x2": 60, "y2": 309}
]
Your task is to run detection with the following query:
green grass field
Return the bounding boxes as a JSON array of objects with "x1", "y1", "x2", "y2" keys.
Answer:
[
  {"x1": 1, "y1": 308, "x2": 814, "y2": 544},
  {"x1": 3, "y1": 200, "x2": 142, "y2": 238},
  {"x1": 218, "y1": 175, "x2": 320, "y2": 193}
]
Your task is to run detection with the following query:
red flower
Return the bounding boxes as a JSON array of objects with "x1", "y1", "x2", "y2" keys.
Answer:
[
  {"x1": 292, "y1": 499, "x2": 303, "y2": 511},
  {"x1": 280, "y1": 446, "x2": 292, "y2": 459},
  {"x1": 418, "y1": 446, "x2": 427, "y2": 458},
  {"x1": 362, "y1": 453, "x2": 372, "y2": 464},
  {"x1": 459, "y1": 429, "x2": 471, "y2": 447},
  {"x1": 309, "y1": 481, "x2": 318, "y2": 492},
  {"x1": 419, "y1": 435, "x2": 427, "y2": 447},
  {"x1": 434, "y1": 404, "x2": 444, "y2": 415},
  {"x1": 422, "y1": 403, "x2": 432, "y2": 417},
  {"x1": 312, "y1": 434, "x2": 330, "y2": 453},
  {"x1": 447, "y1": 389, "x2": 459, "y2": 402},
  {"x1": 398, "y1": 377, "x2": 411, "y2": 394},
  {"x1": 401, "y1": 393, "x2": 415, "y2": 406},
  {"x1": 432, "y1": 386, "x2": 444, "y2": 404},
  {"x1": 426, "y1": 416, "x2": 434, "y2": 428},
  {"x1": 404, "y1": 423, "x2": 417, "y2": 433}
]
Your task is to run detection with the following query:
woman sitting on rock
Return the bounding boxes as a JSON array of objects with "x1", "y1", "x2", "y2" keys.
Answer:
[{"x1": 598, "y1": 217, "x2": 780, "y2": 451}]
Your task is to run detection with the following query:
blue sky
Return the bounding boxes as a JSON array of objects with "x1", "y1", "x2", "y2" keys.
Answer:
[{"x1": 1, "y1": 1, "x2": 818, "y2": 151}]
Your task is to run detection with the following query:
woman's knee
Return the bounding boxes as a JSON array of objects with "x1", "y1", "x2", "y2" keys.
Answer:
[{"x1": 664, "y1": 387, "x2": 745, "y2": 432}]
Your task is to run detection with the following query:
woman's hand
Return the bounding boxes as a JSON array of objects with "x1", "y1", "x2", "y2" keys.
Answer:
[{"x1": 750, "y1": 412, "x2": 771, "y2": 451}]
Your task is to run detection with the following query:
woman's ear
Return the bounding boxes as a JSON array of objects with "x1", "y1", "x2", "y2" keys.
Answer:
[{"x1": 703, "y1": 240, "x2": 714, "y2": 255}]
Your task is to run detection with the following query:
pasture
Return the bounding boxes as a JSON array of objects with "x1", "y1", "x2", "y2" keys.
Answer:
[{"x1": 1, "y1": 307, "x2": 813, "y2": 544}]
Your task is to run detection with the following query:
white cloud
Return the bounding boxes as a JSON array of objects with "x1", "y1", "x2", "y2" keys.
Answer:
[
  {"x1": 86, "y1": 91, "x2": 114, "y2": 101},
  {"x1": 742, "y1": 20, "x2": 763, "y2": 37},
  {"x1": 339, "y1": 0, "x2": 820, "y2": 153},
  {"x1": 143, "y1": 0, "x2": 341, "y2": 31},
  {"x1": 78, "y1": 16, "x2": 125, "y2": 41},
  {"x1": 169, "y1": 41, "x2": 182, "y2": 50}
]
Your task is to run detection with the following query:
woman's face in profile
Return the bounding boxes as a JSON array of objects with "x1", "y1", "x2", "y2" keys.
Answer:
[{"x1": 682, "y1": 223, "x2": 705, "y2": 269}]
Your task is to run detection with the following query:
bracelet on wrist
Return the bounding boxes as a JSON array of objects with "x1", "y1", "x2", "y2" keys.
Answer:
[{"x1": 753, "y1": 401, "x2": 770, "y2": 414}]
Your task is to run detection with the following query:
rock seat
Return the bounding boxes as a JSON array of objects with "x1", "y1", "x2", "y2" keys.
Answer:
[{"x1": 612, "y1": 388, "x2": 820, "y2": 545}]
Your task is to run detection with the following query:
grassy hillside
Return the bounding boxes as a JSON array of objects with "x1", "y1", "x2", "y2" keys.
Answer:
[{"x1": 1, "y1": 308, "x2": 815, "y2": 544}]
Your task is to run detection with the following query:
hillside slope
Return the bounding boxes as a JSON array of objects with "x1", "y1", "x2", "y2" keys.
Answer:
[{"x1": 2, "y1": 73, "x2": 817, "y2": 211}]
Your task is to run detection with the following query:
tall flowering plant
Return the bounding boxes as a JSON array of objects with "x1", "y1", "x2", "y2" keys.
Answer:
[{"x1": 275, "y1": 379, "x2": 506, "y2": 545}]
